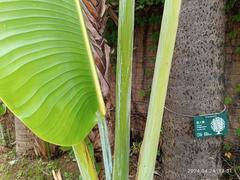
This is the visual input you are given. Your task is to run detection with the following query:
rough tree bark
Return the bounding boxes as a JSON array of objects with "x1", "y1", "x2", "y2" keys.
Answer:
[
  {"x1": 80, "y1": 0, "x2": 114, "y2": 150},
  {"x1": 161, "y1": 0, "x2": 225, "y2": 179},
  {"x1": 15, "y1": 117, "x2": 35, "y2": 157},
  {"x1": 80, "y1": 0, "x2": 110, "y2": 98}
]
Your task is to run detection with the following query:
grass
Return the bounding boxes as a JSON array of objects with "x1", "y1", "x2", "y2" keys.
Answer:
[
  {"x1": 0, "y1": 143, "x2": 164, "y2": 179},
  {"x1": 0, "y1": 148, "x2": 79, "y2": 180}
]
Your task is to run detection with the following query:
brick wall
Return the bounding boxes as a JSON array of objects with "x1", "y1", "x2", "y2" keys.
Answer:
[{"x1": 224, "y1": 16, "x2": 240, "y2": 145}]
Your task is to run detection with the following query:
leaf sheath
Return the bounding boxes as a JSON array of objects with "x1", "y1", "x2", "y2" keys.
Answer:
[
  {"x1": 136, "y1": 1, "x2": 182, "y2": 179},
  {"x1": 113, "y1": 0, "x2": 135, "y2": 179}
]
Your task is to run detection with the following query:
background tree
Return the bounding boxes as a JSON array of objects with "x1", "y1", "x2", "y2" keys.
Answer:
[
  {"x1": 161, "y1": 0, "x2": 225, "y2": 179},
  {"x1": 15, "y1": 118, "x2": 36, "y2": 157}
]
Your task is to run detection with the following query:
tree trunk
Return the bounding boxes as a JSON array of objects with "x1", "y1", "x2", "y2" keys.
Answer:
[
  {"x1": 15, "y1": 117, "x2": 35, "y2": 157},
  {"x1": 161, "y1": 0, "x2": 225, "y2": 179},
  {"x1": 80, "y1": 0, "x2": 110, "y2": 98},
  {"x1": 80, "y1": 0, "x2": 114, "y2": 150}
]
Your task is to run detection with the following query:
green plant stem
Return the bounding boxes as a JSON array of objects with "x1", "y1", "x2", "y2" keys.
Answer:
[
  {"x1": 113, "y1": 0, "x2": 135, "y2": 179},
  {"x1": 0, "y1": 103, "x2": 6, "y2": 116},
  {"x1": 97, "y1": 112, "x2": 112, "y2": 180},
  {"x1": 72, "y1": 142, "x2": 98, "y2": 180},
  {"x1": 136, "y1": 0, "x2": 182, "y2": 179}
]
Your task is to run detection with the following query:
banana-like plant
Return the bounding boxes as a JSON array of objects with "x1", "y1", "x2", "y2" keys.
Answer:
[
  {"x1": 0, "y1": 0, "x2": 110, "y2": 179},
  {"x1": 112, "y1": 0, "x2": 181, "y2": 179},
  {"x1": 0, "y1": 0, "x2": 181, "y2": 179}
]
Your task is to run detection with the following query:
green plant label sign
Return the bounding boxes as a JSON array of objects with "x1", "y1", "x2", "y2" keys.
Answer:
[{"x1": 193, "y1": 111, "x2": 229, "y2": 138}]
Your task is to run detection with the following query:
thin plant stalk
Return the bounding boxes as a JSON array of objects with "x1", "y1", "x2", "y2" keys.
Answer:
[
  {"x1": 136, "y1": 0, "x2": 182, "y2": 179},
  {"x1": 79, "y1": 1, "x2": 113, "y2": 179},
  {"x1": 113, "y1": 0, "x2": 135, "y2": 179},
  {"x1": 72, "y1": 142, "x2": 98, "y2": 180},
  {"x1": 97, "y1": 112, "x2": 113, "y2": 180}
]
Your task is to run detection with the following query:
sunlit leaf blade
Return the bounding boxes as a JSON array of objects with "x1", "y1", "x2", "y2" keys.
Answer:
[
  {"x1": 0, "y1": 0, "x2": 105, "y2": 146},
  {"x1": 136, "y1": 0, "x2": 182, "y2": 179}
]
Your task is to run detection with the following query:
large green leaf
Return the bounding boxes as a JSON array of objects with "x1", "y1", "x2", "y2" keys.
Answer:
[{"x1": 0, "y1": 0, "x2": 105, "y2": 146}]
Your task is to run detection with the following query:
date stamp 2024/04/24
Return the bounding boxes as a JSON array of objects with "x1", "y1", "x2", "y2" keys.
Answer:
[{"x1": 187, "y1": 168, "x2": 232, "y2": 175}]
